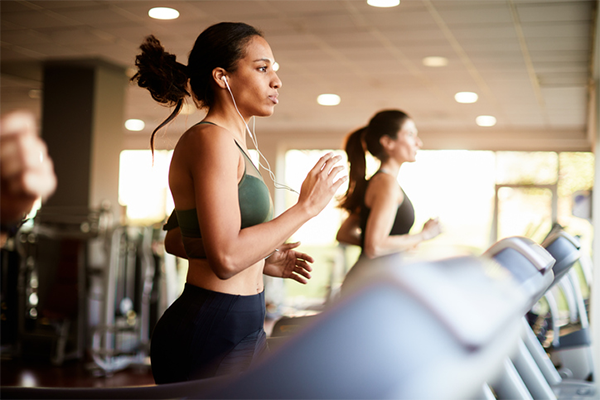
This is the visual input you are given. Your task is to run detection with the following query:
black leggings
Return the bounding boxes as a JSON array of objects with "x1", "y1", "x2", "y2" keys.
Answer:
[{"x1": 150, "y1": 284, "x2": 268, "y2": 384}]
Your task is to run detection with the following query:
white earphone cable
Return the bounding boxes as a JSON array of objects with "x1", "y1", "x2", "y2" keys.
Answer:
[{"x1": 224, "y1": 78, "x2": 298, "y2": 194}]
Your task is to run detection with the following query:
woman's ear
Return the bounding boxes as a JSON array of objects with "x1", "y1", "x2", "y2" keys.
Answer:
[
  {"x1": 212, "y1": 67, "x2": 228, "y2": 89},
  {"x1": 379, "y1": 135, "x2": 395, "y2": 151}
]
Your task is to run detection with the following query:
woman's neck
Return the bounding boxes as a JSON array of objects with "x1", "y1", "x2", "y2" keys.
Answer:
[
  {"x1": 205, "y1": 108, "x2": 250, "y2": 145},
  {"x1": 378, "y1": 161, "x2": 401, "y2": 177}
]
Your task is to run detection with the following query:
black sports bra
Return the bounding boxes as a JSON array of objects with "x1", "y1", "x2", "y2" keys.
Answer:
[{"x1": 359, "y1": 172, "x2": 415, "y2": 249}]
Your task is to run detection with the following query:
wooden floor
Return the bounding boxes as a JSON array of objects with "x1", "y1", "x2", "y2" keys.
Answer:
[
  {"x1": 0, "y1": 318, "x2": 279, "y2": 389},
  {"x1": 1, "y1": 355, "x2": 155, "y2": 388}
]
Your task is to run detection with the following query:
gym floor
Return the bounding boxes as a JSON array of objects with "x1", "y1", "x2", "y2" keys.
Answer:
[
  {"x1": 0, "y1": 318, "x2": 278, "y2": 388},
  {"x1": 0, "y1": 356, "x2": 155, "y2": 388}
]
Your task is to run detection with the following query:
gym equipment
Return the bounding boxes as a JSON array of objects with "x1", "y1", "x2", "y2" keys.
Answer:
[
  {"x1": 2, "y1": 255, "x2": 529, "y2": 400},
  {"x1": 482, "y1": 236, "x2": 555, "y2": 400},
  {"x1": 541, "y1": 230, "x2": 595, "y2": 382},
  {"x1": 196, "y1": 255, "x2": 528, "y2": 400},
  {"x1": 484, "y1": 235, "x2": 597, "y2": 400},
  {"x1": 89, "y1": 225, "x2": 158, "y2": 376},
  {"x1": 13, "y1": 206, "x2": 112, "y2": 365}
]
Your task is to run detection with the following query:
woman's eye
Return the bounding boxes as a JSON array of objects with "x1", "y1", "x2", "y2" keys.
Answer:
[{"x1": 258, "y1": 66, "x2": 267, "y2": 72}]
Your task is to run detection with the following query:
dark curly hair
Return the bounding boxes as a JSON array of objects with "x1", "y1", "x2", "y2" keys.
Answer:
[{"x1": 131, "y1": 22, "x2": 263, "y2": 153}]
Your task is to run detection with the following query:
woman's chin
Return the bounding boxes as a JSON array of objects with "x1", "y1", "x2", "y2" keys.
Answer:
[{"x1": 257, "y1": 108, "x2": 275, "y2": 118}]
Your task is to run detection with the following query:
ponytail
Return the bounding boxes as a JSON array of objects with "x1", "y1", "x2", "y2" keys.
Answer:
[
  {"x1": 338, "y1": 127, "x2": 368, "y2": 213},
  {"x1": 131, "y1": 35, "x2": 190, "y2": 154}
]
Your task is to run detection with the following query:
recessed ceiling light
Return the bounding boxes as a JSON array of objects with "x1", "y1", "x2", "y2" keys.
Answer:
[
  {"x1": 148, "y1": 7, "x2": 180, "y2": 20},
  {"x1": 317, "y1": 94, "x2": 341, "y2": 106},
  {"x1": 476, "y1": 115, "x2": 496, "y2": 127},
  {"x1": 455, "y1": 92, "x2": 478, "y2": 103},
  {"x1": 125, "y1": 119, "x2": 145, "y2": 131},
  {"x1": 422, "y1": 56, "x2": 448, "y2": 67},
  {"x1": 367, "y1": 0, "x2": 400, "y2": 7}
]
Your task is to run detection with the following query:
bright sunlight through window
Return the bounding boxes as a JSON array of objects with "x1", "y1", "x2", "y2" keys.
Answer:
[{"x1": 119, "y1": 150, "x2": 173, "y2": 224}]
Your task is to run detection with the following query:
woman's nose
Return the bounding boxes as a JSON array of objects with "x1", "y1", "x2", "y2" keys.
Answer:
[{"x1": 272, "y1": 72, "x2": 282, "y2": 89}]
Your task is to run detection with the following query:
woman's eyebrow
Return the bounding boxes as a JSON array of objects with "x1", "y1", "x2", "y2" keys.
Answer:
[{"x1": 253, "y1": 57, "x2": 273, "y2": 63}]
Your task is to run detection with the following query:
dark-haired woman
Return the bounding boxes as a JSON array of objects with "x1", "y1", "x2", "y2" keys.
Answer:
[
  {"x1": 131, "y1": 22, "x2": 346, "y2": 383},
  {"x1": 337, "y1": 110, "x2": 440, "y2": 270}
]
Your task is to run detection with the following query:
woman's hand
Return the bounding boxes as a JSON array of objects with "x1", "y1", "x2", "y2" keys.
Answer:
[
  {"x1": 263, "y1": 242, "x2": 314, "y2": 284},
  {"x1": 298, "y1": 153, "x2": 347, "y2": 218},
  {"x1": 0, "y1": 111, "x2": 57, "y2": 223},
  {"x1": 420, "y1": 217, "x2": 442, "y2": 241}
]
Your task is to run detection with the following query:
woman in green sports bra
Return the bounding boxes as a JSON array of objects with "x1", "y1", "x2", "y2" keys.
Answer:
[{"x1": 131, "y1": 22, "x2": 347, "y2": 384}]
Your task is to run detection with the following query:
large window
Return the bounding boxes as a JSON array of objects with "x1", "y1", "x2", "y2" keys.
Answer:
[
  {"x1": 118, "y1": 150, "x2": 173, "y2": 225},
  {"x1": 117, "y1": 149, "x2": 594, "y2": 310},
  {"x1": 279, "y1": 149, "x2": 593, "y2": 309}
]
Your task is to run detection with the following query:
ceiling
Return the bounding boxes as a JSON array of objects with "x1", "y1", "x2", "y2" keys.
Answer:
[{"x1": 1, "y1": 0, "x2": 597, "y2": 152}]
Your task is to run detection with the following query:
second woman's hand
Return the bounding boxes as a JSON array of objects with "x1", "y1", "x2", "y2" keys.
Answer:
[
  {"x1": 421, "y1": 217, "x2": 442, "y2": 241},
  {"x1": 298, "y1": 153, "x2": 347, "y2": 217}
]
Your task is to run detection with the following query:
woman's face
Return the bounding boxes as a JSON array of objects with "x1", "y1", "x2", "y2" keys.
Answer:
[
  {"x1": 227, "y1": 36, "x2": 282, "y2": 118},
  {"x1": 391, "y1": 118, "x2": 422, "y2": 163}
]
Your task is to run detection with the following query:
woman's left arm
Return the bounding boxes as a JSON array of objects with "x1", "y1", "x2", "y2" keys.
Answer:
[
  {"x1": 164, "y1": 227, "x2": 188, "y2": 259},
  {"x1": 263, "y1": 242, "x2": 314, "y2": 284}
]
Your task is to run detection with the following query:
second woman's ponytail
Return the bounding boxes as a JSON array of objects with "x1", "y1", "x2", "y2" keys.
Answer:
[{"x1": 339, "y1": 127, "x2": 368, "y2": 213}]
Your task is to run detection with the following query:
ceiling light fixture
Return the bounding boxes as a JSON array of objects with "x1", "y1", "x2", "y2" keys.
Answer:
[
  {"x1": 273, "y1": 62, "x2": 280, "y2": 72},
  {"x1": 367, "y1": 0, "x2": 400, "y2": 8},
  {"x1": 317, "y1": 94, "x2": 341, "y2": 106},
  {"x1": 148, "y1": 7, "x2": 180, "y2": 20},
  {"x1": 455, "y1": 92, "x2": 478, "y2": 103},
  {"x1": 476, "y1": 115, "x2": 496, "y2": 127},
  {"x1": 125, "y1": 119, "x2": 145, "y2": 131},
  {"x1": 422, "y1": 56, "x2": 448, "y2": 67}
]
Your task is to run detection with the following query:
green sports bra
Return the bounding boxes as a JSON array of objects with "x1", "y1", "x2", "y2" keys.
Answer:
[{"x1": 164, "y1": 121, "x2": 273, "y2": 259}]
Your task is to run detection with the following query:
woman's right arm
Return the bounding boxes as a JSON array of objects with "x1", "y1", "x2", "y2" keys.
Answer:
[{"x1": 362, "y1": 175, "x2": 440, "y2": 258}]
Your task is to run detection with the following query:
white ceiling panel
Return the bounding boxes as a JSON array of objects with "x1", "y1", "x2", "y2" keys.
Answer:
[
  {"x1": 520, "y1": 21, "x2": 590, "y2": 38},
  {"x1": 527, "y1": 37, "x2": 592, "y2": 52},
  {"x1": 516, "y1": 2, "x2": 595, "y2": 22},
  {"x1": 1, "y1": 0, "x2": 596, "y2": 152},
  {"x1": 51, "y1": 5, "x2": 135, "y2": 25},
  {"x1": 433, "y1": 3, "x2": 514, "y2": 25},
  {"x1": 1, "y1": 9, "x2": 79, "y2": 29},
  {"x1": 451, "y1": 25, "x2": 519, "y2": 40},
  {"x1": 29, "y1": 1, "x2": 97, "y2": 9}
]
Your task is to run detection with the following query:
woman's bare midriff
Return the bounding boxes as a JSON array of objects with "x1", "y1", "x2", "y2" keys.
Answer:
[{"x1": 185, "y1": 258, "x2": 265, "y2": 295}]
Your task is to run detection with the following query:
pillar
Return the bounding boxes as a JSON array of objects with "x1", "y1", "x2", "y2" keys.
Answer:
[{"x1": 41, "y1": 59, "x2": 127, "y2": 223}]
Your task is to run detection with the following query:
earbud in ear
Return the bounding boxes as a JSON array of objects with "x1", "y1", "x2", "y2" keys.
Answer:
[{"x1": 222, "y1": 76, "x2": 228, "y2": 83}]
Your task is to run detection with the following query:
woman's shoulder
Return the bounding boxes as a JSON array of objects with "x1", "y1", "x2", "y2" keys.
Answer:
[
  {"x1": 176, "y1": 122, "x2": 236, "y2": 154},
  {"x1": 368, "y1": 173, "x2": 402, "y2": 201},
  {"x1": 370, "y1": 171, "x2": 399, "y2": 188},
  {"x1": 179, "y1": 121, "x2": 228, "y2": 142}
]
